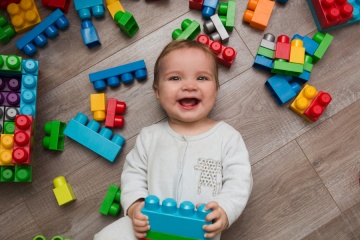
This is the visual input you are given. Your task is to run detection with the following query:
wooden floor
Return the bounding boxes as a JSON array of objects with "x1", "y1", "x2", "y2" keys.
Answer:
[{"x1": 1, "y1": 0, "x2": 360, "y2": 239}]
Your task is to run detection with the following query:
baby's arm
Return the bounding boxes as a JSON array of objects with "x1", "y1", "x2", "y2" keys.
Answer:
[{"x1": 127, "y1": 199, "x2": 149, "y2": 238}]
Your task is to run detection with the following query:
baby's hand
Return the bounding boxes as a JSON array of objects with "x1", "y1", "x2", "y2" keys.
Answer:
[
  {"x1": 202, "y1": 201, "x2": 229, "y2": 238},
  {"x1": 128, "y1": 200, "x2": 150, "y2": 238}
]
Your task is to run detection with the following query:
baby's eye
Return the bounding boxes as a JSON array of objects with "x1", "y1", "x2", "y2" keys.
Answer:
[
  {"x1": 197, "y1": 76, "x2": 208, "y2": 80},
  {"x1": 169, "y1": 76, "x2": 180, "y2": 81}
]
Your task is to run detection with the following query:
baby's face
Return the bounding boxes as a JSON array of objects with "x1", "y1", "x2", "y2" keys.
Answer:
[{"x1": 155, "y1": 48, "x2": 217, "y2": 124}]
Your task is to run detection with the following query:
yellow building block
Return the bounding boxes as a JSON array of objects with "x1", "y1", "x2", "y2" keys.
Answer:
[
  {"x1": 7, "y1": 0, "x2": 41, "y2": 34},
  {"x1": 53, "y1": 176, "x2": 76, "y2": 206},
  {"x1": 290, "y1": 39, "x2": 305, "y2": 64},
  {"x1": 90, "y1": 93, "x2": 106, "y2": 121},
  {"x1": 290, "y1": 84, "x2": 317, "y2": 117},
  {"x1": 0, "y1": 134, "x2": 14, "y2": 166},
  {"x1": 106, "y1": 0, "x2": 125, "y2": 19}
]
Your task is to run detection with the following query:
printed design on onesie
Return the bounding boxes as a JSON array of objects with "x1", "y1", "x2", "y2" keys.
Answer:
[{"x1": 194, "y1": 158, "x2": 222, "y2": 196}]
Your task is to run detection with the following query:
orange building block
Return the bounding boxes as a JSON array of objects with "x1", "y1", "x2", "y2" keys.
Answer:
[
  {"x1": 243, "y1": 0, "x2": 275, "y2": 31},
  {"x1": 7, "y1": 0, "x2": 41, "y2": 33}
]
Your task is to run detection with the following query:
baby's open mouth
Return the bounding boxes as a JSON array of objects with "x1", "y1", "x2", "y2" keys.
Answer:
[{"x1": 178, "y1": 98, "x2": 200, "y2": 107}]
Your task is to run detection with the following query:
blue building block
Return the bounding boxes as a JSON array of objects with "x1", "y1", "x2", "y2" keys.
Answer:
[
  {"x1": 292, "y1": 34, "x2": 319, "y2": 56},
  {"x1": 15, "y1": 9, "x2": 69, "y2": 56},
  {"x1": 74, "y1": 0, "x2": 105, "y2": 21},
  {"x1": 265, "y1": 74, "x2": 301, "y2": 105},
  {"x1": 81, "y1": 20, "x2": 101, "y2": 49},
  {"x1": 141, "y1": 195, "x2": 212, "y2": 240},
  {"x1": 253, "y1": 54, "x2": 273, "y2": 71},
  {"x1": 202, "y1": 0, "x2": 218, "y2": 19},
  {"x1": 89, "y1": 60, "x2": 147, "y2": 91},
  {"x1": 19, "y1": 59, "x2": 38, "y2": 118},
  {"x1": 295, "y1": 70, "x2": 311, "y2": 83},
  {"x1": 63, "y1": 112, "x2": 125, "y2": 162}
]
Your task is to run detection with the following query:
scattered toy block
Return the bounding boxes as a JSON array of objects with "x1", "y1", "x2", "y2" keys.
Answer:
[
  {"x1": 218, "y1": 0, "x2": 236, "y2": 31},
  {"x1": 105, "y1": 98, "x2": 126, "y2": 128},
  {"x1": 203, "y1": 14, "x2": 229, "y2": 43},
  {"x1": 12, "y1": 114, "x2": 33, "y2": 165},
  {"x1": 106, "y1": 0, "x2": 125, "y2": 19},
  {"x1": 90, "y1": 93, "x2": 106, "y2": 121},
  {"x1": 74, "y1": 0, "x2": 104, "y2": 20},
  {"x1": 265, "y1": 74, "x2": 301, "y2": 105},
  {"x1": 42, "y1": 0, "x2": 71, "y2": 13},
  {"x1": 53, "y1": 176, "x2": 76, "y2": 206},
  {"x1": 303, "y1": 91, "x2": 332, "y2": 122},
  {"x1": 172, "y1": 19, "x2": 201, "y2": 40},
  {"x1": 0, "y1": 14, "x2": 16, "y2": 45},
  {"x1": 114, "y1": 10, "x2": 139, "y2": 38},
  {"x1": 202, "y1": 0, "x2": 218, "y2": 19},
  {"x1": 312, "y1": 32, "x2": 333, "y2": 62},
  {"x1": 81, "y1": 20, "x2": 101, "y2": 49},
  {"x1": 189, "y1": 0, "x2": 203, "y2": 11},
  {"x1": 243, "y1": 0, "x2": 275, "y2": 30},
  {"x1": 289, "y1": 39, "x2": 305, "y2": 64},
  {"x1": 6, "y1": 0, "x2": 41, "y2": 33},
  {"x1": 42, "y1": 120, "x2": 66, "y2": 151},
  {"x1": 99, "y1": 184, "x2": 121, "y2": 216},
  {"x1": 290, "y1": 84, "x2": 318, "y2": 116}
]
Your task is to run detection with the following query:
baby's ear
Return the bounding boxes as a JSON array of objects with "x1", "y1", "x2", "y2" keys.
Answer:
[{"x1": 154, "y1": 86, "x2": 160, "y2": 100}]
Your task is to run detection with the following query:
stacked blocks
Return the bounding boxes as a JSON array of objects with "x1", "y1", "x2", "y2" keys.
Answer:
[
  {"x1": 189, "y1": 0, "x2": 204, "y2": 11},
  {"x1": 197, "y1": 34, "x2": 237, "y2": 68},
  {"x1": 89, "y1": 60, "x2": 147, "y2": 91},
  {"x1": 90, "y1": 93, "x2": 106, "y2": 121},
  {"x1": 99, "y1": 184, "x2": 121, "y2": 216},
  {"x1": 7, "y1": 0, "x2": 41, "y2": 34},
  {"x1": 63, "y1": 112, "x2": 126, "y2": 162},
  {"x1": 141, "y1": 195, "x2": 212, "y2": 240},
  {"x1": 202, "y1": 0, "x2": 219, "y2": 19},
  {"x1": 0, "y1": 14, "x2": 16, "y2": 45},
  {"x1": 42, "y1": 120, "x2": 66, "y2": 151},
  {"x1": 114, "y1": 10, "x2": 139, "y2": 38},
  {"x1": 81, "y1": 20, "x2": 101, "y2": 49},
  {"x1": 243, "y1": 0, "x2": 275, "y2": 31},
  {"x1": 218, "y1": 0, "x2": 236, "y2": 32},
  {"x1": 53, "y1": 176, "x2": 76, "y2": 206},
  {"x1": 42, "y1": 0, "x2": 71, "y2": 13},
  {"x1": 74, "y1": 0, "x2": 104, "y2": 21},
  {"x1": 203, "y1": 14, "x2": 229, "y2": 43},
  {"x1": 105, "y1": 98, "x2": 126, "y2": 128},
  {"x1": 16, "y1": 9, "x2": 69, "y2": 56},
  {"x1": 172, "y1": 19, "x2": 201, "y2": 40}
]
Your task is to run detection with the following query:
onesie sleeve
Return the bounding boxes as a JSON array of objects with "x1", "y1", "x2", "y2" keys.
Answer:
[
  {"x1": 121, "y1": 128, "x2": 149, "y2": 215},
  {"x1": 213, "y1": 129, "x2": 253, "y2": 227}
]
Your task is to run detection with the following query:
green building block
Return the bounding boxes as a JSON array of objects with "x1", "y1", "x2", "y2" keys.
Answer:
[
  {"x1": 303, "y1": 55, "x2": 313, "y2": 72},
  {"x1": 0, "y1": 14, "x2": 16, "y2": 45},
  {"x1": 114, "y1": 11, "x2": 139, "y2": 38},
  {"x1": 0, "y1": 166, "x2": 15, "y2": 182},
  {"x1": 172, "y1": 19, "x2": 200, "y2": 40},
  {"x1": 218, "y1": 0, "x2": 236, "y2": 32},
  {"x1": 0, "y1": 54, "x2": 22, "y2": 74},
  {"x1": 312, "y1": 32, "x2": 333, "y2": 63},
  {"x1": 43, "y1": 120, "x2": 66, "y2": 151},
  {"x1": 99, "y1": 184, "x2": 121, "y2": 216},
  {"x1": 257, "y1": 46, "x2": 274, "y2": 59},
  {"x1": 272, "y1": 59, "x2": 304, "y2": 76},
  {"x1": 146, "y1": 230, "x2": 199, "y2": 240},
  {"x1": 14, "y1": 165, "x2": 32, "y2": 182},
  {"x1": 4, "y1": 121, "x2": 15, "y2": 134}
]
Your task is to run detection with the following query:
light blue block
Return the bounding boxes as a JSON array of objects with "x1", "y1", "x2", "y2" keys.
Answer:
[
  {"x1": 265, "y1": 74, "x2": 301, "y2": 105},
  {"x1": 19, "y1": 72, "x2": 38, "y2": 118},
  {"x1": 63, "y1": 113, "x2": 125, "y2": 162},
  {"x1": 74, "y1": 0, "x2": 104, "y2": 20},
  {"x1": 141, "y1": 195, "x2": 212, "y2": 239},
  {"x1": 202, "y1": 0, "x2": 219, "y2": 19},
  {"x1": 81, "y1": 20, "x2": 101, "y2": 49}
]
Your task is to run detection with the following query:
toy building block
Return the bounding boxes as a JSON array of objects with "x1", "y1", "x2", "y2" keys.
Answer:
[
  {"x1": 0, "y1": 54, "x2": 22, "y2": 75},
  {"x1": 5, "y1": 107, "x2": 19, "y2": 121},
  {"x1": 203, "y1": 14, "x2": 229, "y2": 43},
  {"x1": 12, "y1": 114, "x2": 33, "y2": 165},
  {"x1": 272, "y1": 59, "x2": 304, "y2": 76},
  {"x1": 304, "y1": 91, "x2": 332, "y2": 122},
  {"x1": 105, "y1": 98, "x2": 126, "y2": 128},
  {"x1": 90, "y1": 93, "x2": 106, "y2": 121},
  {"x1": 63, "y1": 112, "x2": 126, "y2": 162},
  {"x1": 289, "y1": 39, "x2": 305, "y2": 64},
  {"x1": 106, "y1": 0, "x2": 125, "y2": 19},
  {"x1": 218, "y1": 0, "x2": 236, "y2": 31},
  {"x1": 53, "y1": 176, "x2": 76, "y2": 206},
  {"x1": 265, "y1": 74, "x2": 301, "y2": 105},
  {"x1": 141, "y1": 195, "x2": 212, "y2": 239},
  {"x1": 4, "y1": 121, "x2": 15, "y2": 134},
  {"x1": 197, "y1": 34, "x2": 237, "y2": 68},
  {"x1": 74, "y1": 0, "x2": 104, "y2": 21},
  {"x1": 42, "y1": 0, "x2": 71, "y2": 13},
  {"x1": 0, "y1": 166, "x2": 15, "y2": 182},
  {"x1": 290, "y1": 84, "x2": 318, "y2": 116},
  {"x1": 0, "y1": 0, "x2": 20, "y2": 10},
  {"x1": 42, "y1": 120, "x2": 66, "y2": 151},
  {"x1": 16, "y1": 9, "x2": 69, "y2": 56},
  {"x1": 260, "y1": 33, "x2": 276, "y2": 50},
  {"x1": 312, "y1": 32, "x2": 333, "y2": 62},
  {"x1": 19, "y1": 68, "x2": 38, "y2": 117},
  {"x1": 99, "y1": 184, "x2": 121, "y2": 216},
  {"x1": 243, "y1": 0, "x2": 275, "y2": 31},
  {"x1": 0, "y1": 77, "x2": 21, "y2": 92},
  {"x1": 292, "y1": 34, "x2": 319, "y2": 56},
  {"x1": 81, "y1": 20, "x2": 101, "y2": 48},
  {"x1": 172, "y1": 19, "x2": 201, "y2": 40},
  {"x1": 295, "y1": 55, "x2": 313, "y2": 82},
  {"x1": 0, "y1": 14, "x2": 16, "y2": 45},
  {"x1": 275, "y1": 35, "x2": 290, "y2": 61},
  {"x1": 114, "y1": 10, "x2": 139, "y2": 38},
  {"x1": 14, "y1": 164, "x2": 31, "y2": 182},
  {"x1": 0, "y1": 134, "x2": 14, "y2": 166},
  {"x1": 0, "y1": 91, "x2": 20, "y2": 107},
  {"x1": 89, "y1": 60, "x2": 147, "y2": 91},
  {"x1": 257, "y1": 46, "x2": 274, "y2": 59},
  {"x1": 202, "y1": 0, "x2": 219, "y2": 19},
  {"x1": 189, "y1": 0, "x2": 203, "y2": 11},
  {"x1": 22, "y1": 58, "x2": 39, "y2": 76},
  {"x1": 6, "y1": 0, "x2": 41, "y2": 34}
]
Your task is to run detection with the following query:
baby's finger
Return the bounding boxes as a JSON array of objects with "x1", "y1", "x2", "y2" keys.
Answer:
[
  {"x1": 133, "y1": 224, "x2": 150, "y2": 234},
  {"x1": 205, "y1": 201, "x2": 218, "y2": 211},
  {"x1": 133, "y1": 218, "x2": 149, "y2": 228},
  {"x1": 203, "y1": 221, "x2": 221, "y2": 233},
  {"x1": 205, "y1": 210, "x2": 220, "y2": 222},
  {"x1": 134, "y1": 231, "x2": 147, "y2": 239}
]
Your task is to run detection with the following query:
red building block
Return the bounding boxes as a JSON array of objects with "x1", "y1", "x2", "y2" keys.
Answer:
[
  {"x1": 12, "y1": 114, "x2": 33, "y2": 165},
  {"x1": 105, "y1": 98, "x2": 126, "y2": 128},
  {"x1": 275, "y1": 35, "x2": 291, "y2": 61},
  {"x1": 196, "y1": 34, "x2": 237, "y2": 68},
  {"x1": 310, "y1": 0, "x2": 353, "y2": 30},
  {"x1": 303, "y1": 91, "x2": 332, "y2": 122},
  {"x1": 189, "y1": 0, "x2": 203, "y2": 10},
  {"x1": 42, "y1": 0, "x2": 71, "y2": 13}
]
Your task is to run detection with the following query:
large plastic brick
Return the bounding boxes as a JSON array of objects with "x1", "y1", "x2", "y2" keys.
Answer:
[
  {"x1": 99, "y1": 184, "x2": 121, "y2": 216},
  {"x1": 203, "y1": 14, "x2": 229, "y2": 43},
  {"x1": 53, "y1": 176, "x2": 76, "y2": 205},
  {"x1": 12, "y1": 115, "x2": 33, "y2": 165},
  {"x1": 0, "y1": 134, "x2": 14, "y2": 166},
  {"x1": 141, "y1": 195, "x2": 212, "y2": 239},
  {"x1": 74, "y1": 0, "x2": 104, "y2": 20},
  {"x1": 114, "y1": 11, "x2": 139, "y2": 38},
  {"x1": 272, "y1": 59, "x2": 304, "y2": 76},
  {"x1": 14, "y1": 164, "x2": 32, "y2": 182},
  {"x1": 218, "y1": 0, "x2": 236, "y2": 31},
  {"x1": 290, "y1": 84, "x2": 318, "y2": 116},
  {"x1": 275, "y1": 35, "x2": 291, "y2": 61},
  {"x1": 63, "y1": 112, "x2": 126, "y2": 162},
  {"x1": 253, "y1": 54, "x2": 273, "y2": 71},
  {"x1": 0, "y1": 14, "x2": 16, "y2": 45},
  {"x1": 106, "y1": 0, "x2": 125, "y2": 19},
  {"x1": 202, "y1": 0, "x2": 218, "y2": 19},
  {"x1": 105, "y1": 98, "x2": 126, "y2": 128},
  {"x1": 89, "y1": 60, "x2": 147, "y2": 91},
  {"x1": 7, "y1": 0, "x2": 41, "y2": 34},
  {"x1": 81, "y1": 20, "x2": 101, "y2": 49},
  {"x1": 0, "y1": 54, "x2": 22, "y2": 75},
  {"x1": 289, "y1": 39, "x2": 305, "y2": 64},
  {"x1": 90, "y1": 93, "x2": 106, "y2": 121},
  {"x1": 42, "y1": 0, "x2": 71, "y2": 13},
  {"x1": 265, "y1": 74, "x2": 301, "y2": 105},
  {"x1": 189, "y1": 0, "x2": 203, "y2": 11},
  {"x1": 172, "y1": 19, "x2": 201, "y2": 40},
  {"x1": 42, "y1": 120, "x2": 66, "y2": 151},
  {"x1": 19, "y1": 71, "x2": 38, "y2": 117},
  {"x1": 197, "y1": 34, "x2": 237, "y2": 68},
  {"x1": 0, "y1": 166, "x2": 15, "y2": 182},
  {"x1": 243, "y1": 0, "x2": 275, "y2": 30},
  {"x1": 312, "y1": 32, "x2": 333, "y2": 63},
  {"x1": 0, "y1": 0, "x2": 21, "y2": 10},
  {"x1": 303, "y1": 91, "x2": 332, "y2": 122}
]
